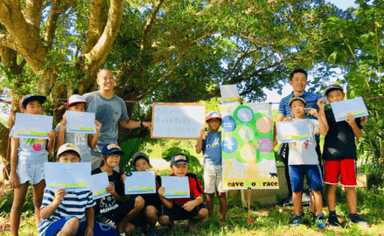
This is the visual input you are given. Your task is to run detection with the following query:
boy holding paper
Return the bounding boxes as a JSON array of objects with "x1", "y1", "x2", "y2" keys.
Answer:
[
  {"x1": 38, "y1": 143, "x2": 116, "y2": 236},
  {"x1": 196, "y1": 111, "x2": 227, "y2": 222},
  {"x1": 56, "y1": 94, "x2": 102, "y2": 163},
  {"x1": 282, "y1": 96, "x2": 327, "y2": 228},
  {"x1": 92, "y1": 143, "x2": 145, "y2": 235},
  {"x1": 9, "y1": 94, "x2": 56, "y2": 235},
  {"x1": 158, "y1": 153, "x2": 208, "y2": 232},
  {"x1": 322, "y1": 84, "x2": 367, "y2": 226}
]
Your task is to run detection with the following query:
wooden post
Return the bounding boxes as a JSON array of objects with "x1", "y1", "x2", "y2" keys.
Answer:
[{"x1": 247, "y1": 188, "x2": 254, "y2": 225}]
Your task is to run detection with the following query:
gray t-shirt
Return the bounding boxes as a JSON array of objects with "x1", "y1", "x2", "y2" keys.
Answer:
[
  {"x1": 83, "y1": 91, "x2": 129, "y2": 156},
  {"x1": 55, "y1": 124, "x2": 91, "y2": 162},
  {"x1": 9, "y1": 127, "x2": 48, "y2": 165}
]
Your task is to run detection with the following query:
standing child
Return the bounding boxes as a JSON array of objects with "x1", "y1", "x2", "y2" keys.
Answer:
[
  {"x1": 281, "y1": 96, "x2": 327, "y2": 228},
  {"x1": 9, "y1": 94, "x2": 56, "y2": 235},
  {"x1": 38, "y1": 143, "x2": 116, "y2": 236},
  {"x1": 128, "y1": 152, "x2": 162, "y2": 235},
  {"x1": 92, "y1": 144, "x2": 144, "y2": 235},
  {"x1": 56, "y1": 94, "x2": 102, "y2": 163},
  {"x1": 196, "y1": 111, "x2": 227, "y2": 222},
  {"x1": 158, "y1": 153, "x2": 208, "y2": 232},
  {"x1": 321, "y1": 84, "x2": 368, "y2": 226}
]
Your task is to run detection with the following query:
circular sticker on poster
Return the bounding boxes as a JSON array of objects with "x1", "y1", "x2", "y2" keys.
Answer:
[
  {"x1": 238, "y1": 125, "x2": 255, "y2": 141},
  {"x1": 240, "y1": 144, "x2": 256, "y2": 161},
  {"x1": 256, "y1": 117, "x2": 272, "y2": 134},
  {"x1": 222, "y1": 136, "x2": 238, "y2": 153},
  {"x1": 257, "y1": 137, "x2": 273, "y2": 154},
  {"x1": 236, "y1": 107, "x2": 253, "y2": 123},
  {"x1": 222, "y1": 116, "x2": 236, "y2": 133}
]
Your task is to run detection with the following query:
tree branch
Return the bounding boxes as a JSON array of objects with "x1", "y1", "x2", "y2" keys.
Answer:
[
  {"x1": 44, "y1": 0, "x2": 71, "y2": 49},
  {"x1": 140, "y1": 0, "x2": 164, "y2": 51},
  {"x1": 82, "y1": 0, "x2": 106, "y2": 55},
  {"x1": 23, "y1": 0, "x2": 43, "y2": 29}
]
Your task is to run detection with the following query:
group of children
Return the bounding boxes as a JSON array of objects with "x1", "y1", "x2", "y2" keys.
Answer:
[{"x1": 8, "y1": 81, "x2": 367, "y2": 235}]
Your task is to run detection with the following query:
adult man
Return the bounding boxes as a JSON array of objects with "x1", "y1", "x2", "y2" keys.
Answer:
[
  {"x1": 83, "y1": 69, "x2": 152, "y2": 170},
  {"x1": 274, "y1": 68, "x2": 323, "y2": 206}
]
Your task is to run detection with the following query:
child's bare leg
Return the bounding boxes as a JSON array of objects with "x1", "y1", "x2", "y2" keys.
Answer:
[
  {"x1": 33, "y1": 180, "x2": 46, "y2": 227},
  {"x1": 311, "y1": 190, "x2": 323, "y2": 216},
  {"x1": 10, "y1": 183, "x2": 29, "y2": 236},
  {"x1": 345, "y1": 187, "x2": 357, "y2": 214},
  {"x1": 326, "y1": 184, "x2": 337, "y2": 211},
  {"x1": 218, "y1": 192, "x2": 227, "y2": 222},
  {"x1": 159, "y1": 215, "x2": 174, "y2": 230},
  {"x1": 189, "y1": 208, "x2": 208, "y2": 230},
  {"x1": 309, "y1": 192, "x2": 316, "y2": 214},
  {"x1": 118, "y1": 196, "x2": 144, "y2": 233},
  {"x1": 124, "y1": 223, "x2": 136, "y2": 236},
  {"x1": 145, "y1": 205, "x2": 158, "y2": 227},
  {"x1": 292, "y1": 192, "x2": 302, "y2": 216},
  {"x1": 57, "y1": 217, "x2": 79, "y2": 236},
  {"x1": 206, "y1": 193, "x2": 215, "y2": 218}
]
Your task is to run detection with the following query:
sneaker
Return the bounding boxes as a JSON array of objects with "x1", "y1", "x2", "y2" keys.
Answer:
[
  {"x1": 350, "y1": 214, "x2": 368, "y2": 226},
  {"x1": 316, "y1": 213, "x2": 326, "y2": 228},
  {"x1": 290, "y1": 216, "x2": 302, "y2": 227},
  {"x1": 328, "y1": 214, "x2": 341, "y2": 227}
]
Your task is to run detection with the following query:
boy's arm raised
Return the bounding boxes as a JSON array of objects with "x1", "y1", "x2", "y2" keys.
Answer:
[
  {"x1": 9, "y1": 137, "x2": 20, "y2": 188},
  {"x1": 88, "y1": 120, "x2": 102, "y2": 149},
  {"x1": 195, "y1": 128, "x2": 206, "y2": 154},
  {"x1": 158, "y1": 187, "x2": 173, "y2": 209},
  {"x1": 345, "y1": 113, "x2": 362, "y2": 138},
  {"x1": 46, "y1": 130, "x2": 57, "y2": 153},
  {"x1": 56, "y1": 115, "x2": 67, "y2": 150},
  {"x1": 40, "y1": 188, "x2": 67, "y2": 220}
]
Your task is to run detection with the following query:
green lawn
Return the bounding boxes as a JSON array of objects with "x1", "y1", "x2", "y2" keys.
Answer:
[{"x1": 2, "y1": 181, "x2": 384, "y2": 235}]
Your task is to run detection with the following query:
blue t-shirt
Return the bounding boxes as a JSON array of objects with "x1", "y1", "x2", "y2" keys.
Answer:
[
  {"x1": 202, "y1": 132, "x2": 222, "y2": 165},
  {"x1": 278, "y1": 91, "x2": 322, "y2": 119},
  {"x1": 83, "y1": 91, "x2": 129, "y2": 156}
]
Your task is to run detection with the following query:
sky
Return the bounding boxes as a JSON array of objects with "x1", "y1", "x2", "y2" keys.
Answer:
[{"x1": 0, "y1": 0, "x2": 359, "y2": 120}]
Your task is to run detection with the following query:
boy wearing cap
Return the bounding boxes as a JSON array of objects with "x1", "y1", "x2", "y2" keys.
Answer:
[
  {"x1": 128, "y1": 152, "x2": 162, "y2": 235},
  {"x1": 158, "y1": 153, "x2": 208, "y2": 232},
  {"x1": 322, "y1": 84, "x2": 368, "y2": 226},
  {"x1": 56, "y1": 94, "x2": 102, "y2": 163},
  {"x1": 196, "y1": 111, "x2": 227, "y2": 222},
  {"x1": 9, "y1": 94, "x2": 57, "y2": 234},
  {"x1": 282, "y1": 96, "x2": 327, "y2": 228},
  {"x1": 38, "y1": 143, "x2": 116, "y2": 236},
  {"x1": 92, "y1": 144, "x2": 144, "y2": 235}
]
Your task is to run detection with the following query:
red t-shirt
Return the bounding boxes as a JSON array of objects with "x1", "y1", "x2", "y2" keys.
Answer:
[{"x1": 168, "y1": 173, "x2": 204, "y2": 206}]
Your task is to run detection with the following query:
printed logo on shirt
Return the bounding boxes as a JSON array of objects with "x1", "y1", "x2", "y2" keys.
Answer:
[{"x1": 206, "y1": 136, "x2": 220, "y2": 149}]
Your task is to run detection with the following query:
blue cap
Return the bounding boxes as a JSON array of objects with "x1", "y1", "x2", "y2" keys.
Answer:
[
  {"x1": 21, "y1": 94, "x2": 46, "y2": 109},
  {"x1": 170, "y1": 153, "x2": 189, "y2": 165},
  {"x1": 323, "y1": 84, "x2": 344, "y2": 97},
  {"x1": 102, "y1": 143, "x2": 124, "y2": 156}
]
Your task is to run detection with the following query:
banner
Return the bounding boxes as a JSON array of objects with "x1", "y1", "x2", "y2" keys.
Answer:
[{"x1": 220, "y1": 103, "x2": 279, "y2": 190}]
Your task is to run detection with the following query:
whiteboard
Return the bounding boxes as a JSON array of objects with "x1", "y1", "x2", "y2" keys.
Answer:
[{"x1": 151, "y1": 103, "x2": 205, "y2": 139}]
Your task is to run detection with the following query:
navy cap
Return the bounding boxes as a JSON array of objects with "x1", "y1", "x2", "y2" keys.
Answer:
[
  {"x1": 21, "y1": 94, "x2": 46, "y2": 109},
  {"x1": 132, "y1": 152, "x2": 150, "y2": 166},
  {"x1": 102, "y1": 143, "x2": 124, "y2": 156},
  {"x1": 323, "y1": 84, "x2": 344, "y2": 97},
  {"x1": 170, "y1": 153, "x2": 189, "y2": 165},
  {"x1": 288, "y1": 96, "x2": 307, "y2": 106}
]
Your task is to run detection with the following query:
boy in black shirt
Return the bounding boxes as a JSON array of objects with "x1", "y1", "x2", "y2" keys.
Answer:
[{"x1": 321, "y1": 84, "x2": 368, "y2": 226}]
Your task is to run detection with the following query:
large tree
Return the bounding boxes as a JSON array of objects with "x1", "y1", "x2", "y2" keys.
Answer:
[{"x1": 0, "y1": 0, "x2": 339, "y2": 180}]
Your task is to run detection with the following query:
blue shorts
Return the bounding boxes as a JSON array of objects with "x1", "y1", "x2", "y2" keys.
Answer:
[
  {"x1": 289, "y1": 165, "x2": 323, "y2": 192},
  {"x1": 45, "y1": 216, "x2": 116, "y2": 236},
  {"x1": 162, "y1": 203, "x2": 206, "y2": 221},
  {"x1": 14, "y1": 162, "x2": 45, "y2": 185}
]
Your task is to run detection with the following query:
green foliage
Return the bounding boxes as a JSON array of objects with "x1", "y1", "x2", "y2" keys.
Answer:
[{"x1": 119, "y1": 138, "x2": 142, "y2": 172}]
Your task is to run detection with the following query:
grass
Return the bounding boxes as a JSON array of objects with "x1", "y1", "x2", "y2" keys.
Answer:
[
  {"x1": 139, "y1": 139, "x2": 203, "y2": 159},
  {"x1": 2, "y1": 176, "x2": 384, "y2": 235}
]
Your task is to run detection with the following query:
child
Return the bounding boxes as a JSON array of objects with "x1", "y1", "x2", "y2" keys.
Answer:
[
  {"x1": 322, "y1": 84, "x2": 368, "y2": 226},
  {"x1": 196, "y1": 111, "x2": 227, "y2": 222},
  {"x1": 128, "y1": 152, "x2": 162, "y2": 235},
  {"x1": 38, "y1": 143, "x2": 116, "y2": 236},
  {"x1": 92, "y1": 143, "x2": 144, "y2": 235},
  {"x1": 56, "y1": 94, "x2": 102, "y2": 163},
  {"x1": 9, "y1": 94, "x2": 56, "y2": 235},
  {"x1": 158, "y1": 153, "x2": 208, "y2": 232},
  {"x1": 282, "y1": 96, "x2": 327, "y2": 228}
]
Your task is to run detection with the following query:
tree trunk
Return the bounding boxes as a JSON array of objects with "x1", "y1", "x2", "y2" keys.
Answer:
[{"x1": 0, "y1": 122, "x2": 9, "y2": 182}]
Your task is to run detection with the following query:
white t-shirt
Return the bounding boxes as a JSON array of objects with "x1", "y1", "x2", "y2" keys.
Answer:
[{"x1": 288, "y1": 119, "x2": 319, "y2": 165}]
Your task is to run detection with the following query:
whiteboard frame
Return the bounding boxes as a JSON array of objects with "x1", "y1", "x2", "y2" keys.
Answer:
[{"x1": 151, "y1": 102, "x2": 206, "y2": 139}]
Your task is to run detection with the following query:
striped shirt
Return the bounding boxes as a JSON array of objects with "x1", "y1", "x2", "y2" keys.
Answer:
[
  {"x1": 38, "y1": 188, "x2": 95, "y2": 236},
  {"x1": 278, "y1": 91, "x2": 322, "y2": 119}
]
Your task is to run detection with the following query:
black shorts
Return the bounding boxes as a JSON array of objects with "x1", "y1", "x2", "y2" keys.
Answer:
[
  {"x1": 130, "y1": 205, "x2": 161, "y2": 227},
  {"x1": 96, "y1": 196, "x2": 136, "y2": 227},
  {"x1": 162, "y1": 203, "x2": 206, "y2": 221}
]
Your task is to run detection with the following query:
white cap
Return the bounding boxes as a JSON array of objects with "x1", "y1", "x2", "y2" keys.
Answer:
[
  {"x1": 57, "y1": 143, "x2": 81, "y2": 159},
  {"x1": 67, "y1": 94, "x2": 88, "y2": 107}
]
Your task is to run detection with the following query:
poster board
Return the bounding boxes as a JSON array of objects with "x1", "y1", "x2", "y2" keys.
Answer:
[
  {"x1": 161, "y1": 176, "x2": 190, "y2": 198},
  {"x1": 91, "y1": 172, "x2": 110, "y2": 200},
  {"x1": 151, "y1": 103, "x2": 205, "y2": 139},
  {"x1": 45, "y1": 162, "x2": 91, "y2": 190},
  {"x1": 220, "y1": 85, "x2": 240, "y2": 104},
  {"x1": 330, "y1": 97, "x2": 369, "y2": 122},
  {"x1": 13, "y1": 113, "x2": 53, "y2": 139},
  {"x1": 124, "y1": 171, "x2": 156, "y2": 195},
  {"x1": 220, "y1": 103, "x2": 279, "y2": 190},
  {"x1": 276, "y1": 119, "x2": 311, "y2": 143},
  {"x1": 66, "y1": 111, "x2": 96, "y2": 134}
]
